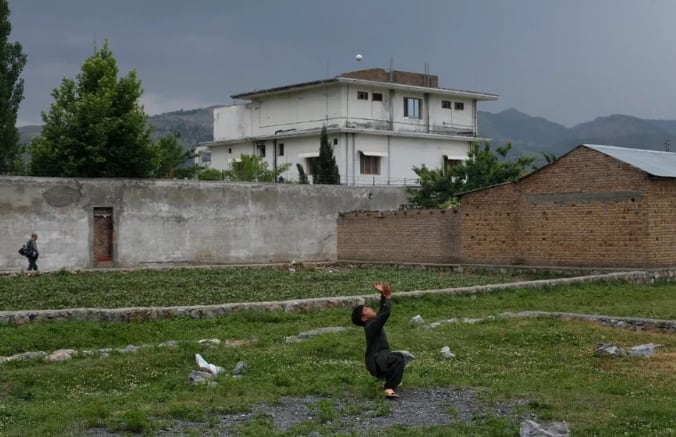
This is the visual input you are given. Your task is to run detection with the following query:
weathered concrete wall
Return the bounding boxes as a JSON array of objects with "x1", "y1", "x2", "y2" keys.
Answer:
[{"x1": 0, "y1": 177, "x2": 408, "y2": 271}]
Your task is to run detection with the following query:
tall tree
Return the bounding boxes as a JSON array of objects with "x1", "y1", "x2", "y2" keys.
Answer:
[
  {"x1": 150, "y1": 132, "x2": 191, "y2": 178},
  {"x1": 408, "y1": 141, "x2": 536, "y2": 208},
  {"x1": 0, "y1": 0, "x2": 27, "y2": 174},
  {"x1": 29, "y1": 40, "x2": 154, "y2": 177},
  {"x1": 313, "y1": 125, "x2": 340, "y2": 184}
]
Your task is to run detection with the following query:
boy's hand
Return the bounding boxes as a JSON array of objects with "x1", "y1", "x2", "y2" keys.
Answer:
[{"x1": 372, "y1": 282, "x2": 392, "y2": 298}]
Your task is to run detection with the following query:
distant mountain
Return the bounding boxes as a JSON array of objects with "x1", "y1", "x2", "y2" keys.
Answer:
[
  {"x1": 18, "y1": 106, "x2": 217, "y2": 150},
  {"x1": 479, "y1": 109, "x2": 674, "y2": 160},
  {"x1": 19, "y1": 106, "x2": 676, "y2": 160}
]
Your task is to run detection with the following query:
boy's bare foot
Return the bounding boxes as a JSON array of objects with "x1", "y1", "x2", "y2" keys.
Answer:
[{"x1": 384, "y1": 388, "x2": 399, "y2": 398}]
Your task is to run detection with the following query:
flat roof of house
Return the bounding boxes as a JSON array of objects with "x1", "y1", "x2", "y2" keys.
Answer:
[
  {"x1": 583, "y1": 144, "x2": 676, "y2": 178},
  {"x1": 231, "y1": 68, "x2": 499, "y2": 101}
]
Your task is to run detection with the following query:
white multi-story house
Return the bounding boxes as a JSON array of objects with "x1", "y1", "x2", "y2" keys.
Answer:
[{"x1": 199, "y1": 68, "x2": 498, "y2": 185}]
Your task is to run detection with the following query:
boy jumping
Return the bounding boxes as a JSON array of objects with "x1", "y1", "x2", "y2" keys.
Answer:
[{"x1": 351, "y1": 282, "x2": 405, "y2": 398}]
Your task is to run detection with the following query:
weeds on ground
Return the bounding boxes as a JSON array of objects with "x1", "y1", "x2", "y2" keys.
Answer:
[
  {"x1": 0, "y1": 265, "x2": 569, "y2": 310},
  {"x1": 0, "y1": 274, "x2": 675, "y2": 435}
]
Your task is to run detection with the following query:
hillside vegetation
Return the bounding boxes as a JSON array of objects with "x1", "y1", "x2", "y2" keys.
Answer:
[{"x1": 19, "y1": 106, "x2": 676, "y2": 159}]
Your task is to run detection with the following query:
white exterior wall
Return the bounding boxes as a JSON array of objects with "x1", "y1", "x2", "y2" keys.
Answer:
[
  {"x1": 214, "y1": 105, "x2": 252, "y2": 141},
  {"x1": 207, "y1": 78, "x2": 492, "y2": 185},
  {"x1": 388, "y1": 137, "x2": 468, "y2": 181}
]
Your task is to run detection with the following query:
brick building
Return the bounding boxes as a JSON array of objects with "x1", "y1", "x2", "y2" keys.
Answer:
[{"x1": 337, "y1": 145, "x2": 676, "y2": 268}]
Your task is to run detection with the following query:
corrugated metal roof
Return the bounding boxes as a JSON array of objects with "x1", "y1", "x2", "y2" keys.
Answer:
[{"x1": 583, "y1": 144, "x2": 676, "y2": 178}]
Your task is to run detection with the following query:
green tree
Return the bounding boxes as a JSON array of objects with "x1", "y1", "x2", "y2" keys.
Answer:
[
  {"x1": 29, "y1": 40, "x2": 154, "y2": 177},
  {"x1": 151, "y1": 133, "x2": 191, "y2": 178},
  {"x1": 222, "y1": 154, "x2": 290, "y2": 182},
  {"x1": 408, "y1": 141, "x2": 536, "y2": 208},
  {"x1": 313, "y1": 125, "x2": 340, "y2": 184},
  {"x1": 0, "y1": 0, "x2": 27, "y2": 174}
]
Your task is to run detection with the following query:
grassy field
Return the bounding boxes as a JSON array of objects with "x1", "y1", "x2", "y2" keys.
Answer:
[
  {"x1": 0, "y1": 267, "x2": 675, "y2": 436},
  {"x1": 0, "y1": 265, "x2": 567, "y2": 311}
]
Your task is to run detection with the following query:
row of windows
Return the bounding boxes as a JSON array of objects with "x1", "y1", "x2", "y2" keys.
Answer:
[
  {"x1": 227, "y1": 149, "x2": 459, "y2": 177},
  {"x1": 357, "y1": 91, "x2": 464, "y2": 119},
  {"x1": 357, "y1": 91, "x2": 383, "y2": 101}
]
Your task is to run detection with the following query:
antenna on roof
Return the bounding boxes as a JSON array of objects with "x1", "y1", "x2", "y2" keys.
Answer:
[
  {"x1": 424, "y1": 62, "x2": 430, "y2": 87},
  {"x1": 389, "y1": 57, "x2": 394, "y2": 82}
]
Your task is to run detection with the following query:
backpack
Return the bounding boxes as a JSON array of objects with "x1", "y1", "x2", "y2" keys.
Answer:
[{"x1": 19, "y1": 244, "x2": 34, "y2": 258}]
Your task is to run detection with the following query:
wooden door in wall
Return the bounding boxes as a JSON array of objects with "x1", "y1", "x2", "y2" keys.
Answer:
[{"x1": 93, "y1": 207, "x2": 114, "y2": 263}]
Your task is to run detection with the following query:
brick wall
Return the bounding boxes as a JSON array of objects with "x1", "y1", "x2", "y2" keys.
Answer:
[
  {"x1": 337, "y1": 146, "x2": 676, "y2": 268},
  {"x1": 337, "y1": 209, "x2": 461, "y2": 263},
  {"x1": 646, "y1": 178, "x2": 676, "y2": 266},
  {"x1": 340, "y1": 68, "x2": 439, "y2": 88},
  {"x1": 461, "y1": 147, "x2": 668, "y2": 267}
]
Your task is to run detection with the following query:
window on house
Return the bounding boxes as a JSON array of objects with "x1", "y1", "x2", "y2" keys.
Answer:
[
  {"x1": 454, "y1": 102, "x2": 464, "y2": 110},
  {"x1": 200, "y1": 151, "x2": 211, "y2": 164},
  {"x1": 441, "y1": 100, "x2": 452, "y2": 109},
  {"x1": 372, "y1": 93, "x2": 383, "y2": 101},
  {"x1": 360, "y1": 153, "x2": 381, "y2": 175},
  {"x1": 228, "y1": 148, "x2": 232, "y2": 154},
  {"x1": 333, "y1": 138, "x2": 338, "y2": 145},
  {"x1": 404, "y1": 97, "x2": 422, "y2": 119},
  {"x1": 278, "y1": 143, "x2": 284, "y2": 156},
  {"x1": 256, "y1": 143, "x2": 266, "y2": 157},
  {"x1": 443, "y1": 156, "x2": 463, "y2": 173},
  {"x1": 357, "y1": 91, "x2": 369, "y2": 100}
]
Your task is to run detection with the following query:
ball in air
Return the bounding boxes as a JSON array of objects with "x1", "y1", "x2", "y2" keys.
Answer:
[{"x1": 355, "y1": 54, "x2": 363, "y2": 62}]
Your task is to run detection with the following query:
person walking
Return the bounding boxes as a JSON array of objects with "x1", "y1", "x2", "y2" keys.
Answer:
[{"x1": 25, "y1": 232, "x2": 39, "y2": 272}]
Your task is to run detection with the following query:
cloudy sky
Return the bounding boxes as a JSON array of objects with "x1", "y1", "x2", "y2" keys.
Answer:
[{"x1": 8, "y1": 0, "x2": 676, "y2": 127}]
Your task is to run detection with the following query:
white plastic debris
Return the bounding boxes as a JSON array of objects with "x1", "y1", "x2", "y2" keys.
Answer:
[
  {"x1": 594, "y1": 343, "x2": 625, "y2": 357},
  {"x1": 440, "y1": 346, "x2": 455, "y2": 359},
  {"x1": 195, "y1": 353, "x2": 225, "y2": 376}
]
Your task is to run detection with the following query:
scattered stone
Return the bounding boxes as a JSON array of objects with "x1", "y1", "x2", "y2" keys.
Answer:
[
  {"x1": 425, "y1": 322, "x2": 442, "y2": 329},
  {"x1": 9, "y1": 351, "x2": 47, "y2": 361},
  {"x1": 594, "y1": 344, "x2": 625, "y2": 357},
  {"x1": 285, "y1": 327, "x2": 347, "y2": 343},
  {"x1": 232, "y1": 360, "x2": 247, "y2": 376},
  {"x1": 223, "y1": 338, "x2": 258, "y2": 347},
  {"x1": 519, "y1": 419, "x2": 569, "y2": 436},
  {"x1": 46, "y1": 349, "x2": 76, "y2": 362},
  {"x1": 462, "y1": 317, "x2": 483, "y2": 324},
  {"x1": 628, "y1": 343, "x2": 656, "y2": 357},
  {"x1": 410, "y1": 315, "x2": 425, "y2": 325},
  {"x1": 117, "y1": 345, "x2": 139, "y2": 354},
  {"x1": 188, "y1": 370, "x2": 215, "y2": 384},
  {"x1": 158, "y1": 340, "x2": 180, "y2": 348},
  {"x1": 196, "y1": 353, "x2": 225, "y2": 376},
  {"x1": 198, "y1": 338, "x2": 221, "y2": 346},
  {"x1": 440, "y1": 346, "x2": 455, "y2": 359}
]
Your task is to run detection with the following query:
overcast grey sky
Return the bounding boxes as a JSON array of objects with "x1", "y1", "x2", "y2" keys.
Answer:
[{"x1": 8, "y1": 0, "x2": 676, "y2": 127}]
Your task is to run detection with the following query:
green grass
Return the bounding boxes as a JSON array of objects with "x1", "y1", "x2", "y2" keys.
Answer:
[
  {"x1": 0, "y1": 265, "x2": 564, "y2": 310},
  {"x1": 0, "y1": 268, "x2": 675, "y2": 436}
]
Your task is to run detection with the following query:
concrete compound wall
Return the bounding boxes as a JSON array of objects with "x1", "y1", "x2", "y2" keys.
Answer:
[{"x1": 0, "y1": 177, "x2": 408, "y2": 271}]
